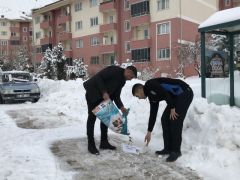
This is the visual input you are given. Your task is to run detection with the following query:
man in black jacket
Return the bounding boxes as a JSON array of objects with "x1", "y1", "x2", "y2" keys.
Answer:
[
  {"x1": 84, "y1": 65, "x2": 137, "y2": 155},
  {"x1": 132, "y1": 78, "x2": 193, "y2": 162}
]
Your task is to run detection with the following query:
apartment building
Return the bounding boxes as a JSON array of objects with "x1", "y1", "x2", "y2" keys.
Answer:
[
  {"x1": 32, "y1": 0, "x2": 239, "y2": 76},
  {"x1": 219, "y1": 0, "x2": 240, "y2": 10},
  {"x1": 0, "y1": 16, "x2": 32, "y2": 62}
]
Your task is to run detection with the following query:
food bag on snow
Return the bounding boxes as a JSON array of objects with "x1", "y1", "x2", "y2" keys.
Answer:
[{"x1": 92, "y1": 100, "x2": 129, "y2": 135}]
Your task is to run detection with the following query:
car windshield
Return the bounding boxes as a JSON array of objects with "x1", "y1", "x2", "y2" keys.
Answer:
[{"x1": 2, "y1": 73, "x2": 32, "y2": 82}]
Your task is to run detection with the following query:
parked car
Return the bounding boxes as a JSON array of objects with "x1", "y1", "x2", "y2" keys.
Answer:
[{"x1": 0, "y1": 71, "x2": 41, "y2": 104}]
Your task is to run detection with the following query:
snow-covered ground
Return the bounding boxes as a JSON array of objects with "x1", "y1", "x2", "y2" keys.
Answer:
[{"x1": 0, "y1": 76, "x2": 240, "y2": 180}]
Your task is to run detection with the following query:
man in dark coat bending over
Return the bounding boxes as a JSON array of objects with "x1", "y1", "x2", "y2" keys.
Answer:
[
  {"x1": 83, "y1": 65, "x2": 137, "y2": 155},
  {"x1": 132, "y1": 78, "x2": 193, "y2": 162}
]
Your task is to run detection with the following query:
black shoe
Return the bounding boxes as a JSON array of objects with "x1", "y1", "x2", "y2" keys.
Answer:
[
  {"x1": 166, "y1": 152, "x2": 182, "y2": 162},
  {"x1": 155, "y1": 149, "x2": 170, "y2": 155},
  {"x1": 100, "y1": 140, "x2": 116, "y2": 150},
  {"x1": 88, "y1": 140, "x2": 100, "y2": 155}
]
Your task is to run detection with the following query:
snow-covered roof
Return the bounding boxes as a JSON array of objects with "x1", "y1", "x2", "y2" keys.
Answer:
[
  {"x1": 199, "y1": 7, "x2": 240, "y2": 31},
  {"x1": 0, "y1": 0, "x2": 58, "y2": 20}
]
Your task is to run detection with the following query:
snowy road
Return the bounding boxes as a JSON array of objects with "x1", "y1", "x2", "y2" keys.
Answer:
[{"x1": 0, "y1": 103, "x2": 201, "y2": 180}]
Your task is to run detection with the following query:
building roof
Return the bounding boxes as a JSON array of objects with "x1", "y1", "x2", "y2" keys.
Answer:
[
  {"x1": 199, "y1": 7, "x2": 240, "y2": 33},
  {"x1": 32, "y1": 0, "x2": 70, "y2": 15},
  {"x1": 0, "y1": 0, "x2": 58, "y2": 20}
]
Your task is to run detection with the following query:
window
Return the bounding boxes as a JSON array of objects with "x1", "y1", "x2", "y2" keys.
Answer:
[
  {"x1": 11, "y1": 23, "x2": 16, "y2": 26},
  {"x1": 90, "y1": 17, "x2": 98, "y2": 27},
  {"x1": 125, "y1": 41, "x2": 131, "y2": 53},
  {"x1": 0, "y1": 50, "x2": 7, "y2": 55},
  {"x1": 131, "y1": 1, "x2": 150, "y2": 17},
  {"x1": 23, "y1": 27, "x2": 28, "y2": 32},
  {"x1": 124, "y1": 0, "x2": 130, "y2": 10},
  {"x1": 75, "y1": 2, "x2": 82, "y2": 11},
  {"x1": 35, "y1": 32, "x2": 41, "y2": 39},
  {"x1": 43, "y1": 14, "x2": 51, "y2": 21},
  {"x1": 91, "y1": 56, "x2": 99, "y2": 64},
  {"x1": 23, "y1": 36, "x2": 27, "y2": 41},
  {"x1": 10, "y1": 40, "x2": 20, "y2": 45},
  {"x1": 75, "y1": 21, "x2": 83, "y2": 30},
  {"x1": 109, "y1": 16, "x2": 114, "y2": 23},
  {"x1": 144, "y1": 29, "x2": 149, "y2": 39},
  {"x1": 157, "y1": 0, "x2": 169, "y2": 11},
  {"x1": 158, "y1": 48, "x2": 170, "y2": 59},
  {"x1": 132, "y1": 48, "x2": 150, "y2": 62},
  {"x1": 124, "y1": 20, "x2": 131, "y2": 32},
  {"x1": 36, "y1": 47, "x2": 42, "y2": 54},
  {"x1": 0, "y1": 22, "x2": 7, "y2": 26},
  {"x1": 1, "y1": 31, "x2": 7, "y2": 36},
  {"x1": 157, "y1": 22, "x2": 170, "y2": 35},
  {"x1": 76, "y1": 39, "x2": 83, "y2": 48},
  {"x1": 11, "y1": 32, "x2": 17, "y2": 36},
  {"x1": 35, "y1": 17, "x2": 40, "y2": 24},
  {"x1": 90, "y1": 0, "x2": 98, "y2": 7},
  {"x1": 0, "y1": 40, "x2": 8, "y2": 45},
  {"x1": 90, "y1": 37, "x2": 99, "y2": 46},
  {"x1": 224, "y1": 0, "x2": 230, "y2": 6},
  {"x1": 29, "y1": 31, "x2": 32, "y2": 36}
]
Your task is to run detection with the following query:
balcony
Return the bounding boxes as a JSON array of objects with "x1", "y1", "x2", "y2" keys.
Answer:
[
  {"x1": 10, "y1": 36, "x2": 20, "y2": 40},
  {"x1": 57, "y1": 15, "x2": 71, "y2": 25},
  {"x1": 100, "y1": 23, "x2": 117, "y2": 32},
  {"x1": 130, "y1": 38, "x2": 151, "y2": 49},
  {"x1": 64, "y1": 50, "x2": 72, "y2": 57},
  {"x1": 10, "y1": 26, "x2": 20, "y2": 32},
  {"x1": 129, "y1": 0, "x2": 140, "y2": 3},
  {"x1": 100, "y1": 0, "x2": 116, "y2": 12},
  {"x1": 100, "y1": 44, "x2": 117, "y2": 54},
  {"x1": 130, "y1": 14, "x2": 150, "y2": 27},
  {"x1": 40, "y1": 21, "x2": 52, "y2": 29},
  {"x1": 40, "y1": 37, "x2": 53, "y2": 45},
  {"x1": 58, "y1": 31, "x2": 72, "y2": 41}
]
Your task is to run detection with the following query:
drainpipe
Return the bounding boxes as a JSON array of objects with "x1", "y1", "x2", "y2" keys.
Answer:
[
  {"x1": 180, "y1": 0, "x2": 183, "y2": 72},
  {"x1": 229, "y1": 33, "x2": 234, "y2": 106}
]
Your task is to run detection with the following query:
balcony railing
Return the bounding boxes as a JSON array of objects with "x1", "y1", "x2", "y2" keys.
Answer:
[
  {"x1": 40, "y1": 36, "x2": 53, "y2": 45},
  {"x1": 100, "y1": 44, "x2": 117, "y2": 54},
  {"x1": 40, "y1": 20, "x2": 52, "y2": 29},
  {"x1": 100, "y1": 0, "x2": 116, "y2": 12},
  {"x1": 130, "y1": 38, "x2": 151, "y2": 49},
  {"x1": 57, "y1": 15, "x2": 71, "y2": 25},
  {"x1": 58, "y1": 31, "x2": 72, "y2": 41},
  {"x1": 10, "y1": 26, "x2": 20, "y2": 32},
  {"x1": 64, "y1": 50, "x2": 72, "y2": 57},
  {"x1": 130, "y1": 14, "x2": 150, "y2": 27},
  {"x1": 100, "y1": 23, "x2": 117, "y2": 32}
]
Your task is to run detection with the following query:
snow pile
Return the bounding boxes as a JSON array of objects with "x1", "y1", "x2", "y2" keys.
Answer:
[
  {"x1": 0, "y1": 76, "x2": 239, "y2": 180},
  {"x1": 199, "y1": 7, "x2": 240, "y2": 29},
  {"x1": 35, "y1": 77, "x2": 240, "y2": 180}
]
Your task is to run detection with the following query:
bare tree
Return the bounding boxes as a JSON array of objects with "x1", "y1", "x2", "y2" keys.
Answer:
[
  {"x1": 174, "y1": 38, "x2": 201, "y2": 78},
  {"x1": 13, "y1": 46, "x2": 31, "y2": 71}
]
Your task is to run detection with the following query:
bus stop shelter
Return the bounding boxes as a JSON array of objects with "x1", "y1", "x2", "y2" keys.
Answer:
[{"x1": 198, "y1": 7, "x2": 240, "y2": 107}]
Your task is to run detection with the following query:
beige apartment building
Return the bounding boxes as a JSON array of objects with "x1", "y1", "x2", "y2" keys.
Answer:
[{"x1": 31, "y1": 0, "x2": 239, "y2": 76}]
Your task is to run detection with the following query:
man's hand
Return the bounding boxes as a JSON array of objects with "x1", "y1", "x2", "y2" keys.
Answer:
[
  {"x1": 120, "y1": 107, "x2": 128, "y2": 115},
  {"x1": 103, "y1": 92, "x2": 110, "y2": 100},
  {"x1": 144, "y1": 131, "x2": 151, "y2": 146},
  {"x1": 170, "y1": 108, "x2": 179, "y2": 120}
]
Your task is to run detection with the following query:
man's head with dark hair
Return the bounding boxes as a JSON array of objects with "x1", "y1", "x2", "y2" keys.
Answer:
[
  {"x1": 124, "y1": 66, "x2": 137, "y2": 80},
  {"x1": 132, "y1": 83, "x2": 146, "y2": 99}
]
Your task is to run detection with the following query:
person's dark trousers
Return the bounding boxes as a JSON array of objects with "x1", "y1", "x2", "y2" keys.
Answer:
[
  {"x1": 85, "y1": 93, "x2": 108, "y2": 151},
  {"x1": 161, "y1": 87, "x2": 193, "y2": 153}
]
